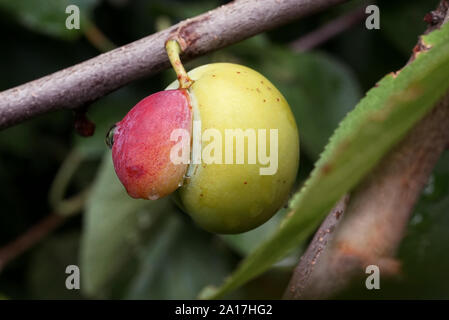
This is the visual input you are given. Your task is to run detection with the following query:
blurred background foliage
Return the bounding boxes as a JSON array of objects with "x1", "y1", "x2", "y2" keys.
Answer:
[{"x1": 0, "y1": 0, "x2": 446, "y2": 299}]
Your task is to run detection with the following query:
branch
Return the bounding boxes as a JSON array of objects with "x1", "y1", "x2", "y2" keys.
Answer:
[
  {"x1": 290, "y1": 5, "x2": 366, "y2": 51},
  {"x1": 0, "y1": 185, "x2": 88, "y2": 272},
  {"x1": 284, "y1": 0, "x2": 449, "y2": 299},
  {"x1": 0, "y1": 214, "x2": 64, "y2": 271},
  {"x1": 0, "y1": 0, "x2": 348, "y2": 130},
  {"x1": 283, "y1": 195, "x2": 349, "y2": 298}
]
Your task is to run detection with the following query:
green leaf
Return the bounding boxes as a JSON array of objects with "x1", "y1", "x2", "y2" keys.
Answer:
[
  {"x1": 28, "y1": 232, "x2": 83, "y2": 299},
  {"x1": 80, "y1": 151, "x2": 173, "y2": 297},
  {"x1": 125, "y1": 213, "x2": 232, "y2": 299},
  {"x1": 0, "y1": 0, "x2": 98, "y2": 40},
  {"x1": 203, "y1": 22, "x2": 449, "y2": 299},
  {"x1": 220, "y1": 208, "x2": 289, "y2": 257},
  {"x1": 219, "y1": 208, "x2": 302, "y2": 267}
]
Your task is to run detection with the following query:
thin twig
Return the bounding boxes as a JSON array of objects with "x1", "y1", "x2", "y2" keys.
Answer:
[
  {"x1": 0, "y1": 0, "x2": 348, "y2": 130},
  {"x1": 284, "y1": 0, "x2": 449, "y2": 299},
  {"x1": 0, "y1": 214, "x2": 64, "y2": 272},
  {"x1": 83, "y1": 20, "x2": 116, "y2": 52},
  {"x1": 283, "y1": 195, "x2": 349, "y2": 299},
  {"x1": 290, "y1": 6, "x2": 366, "y2": 51},
  {"x1": 0, "y1": 186, "x2": 89, "y2": 271}
]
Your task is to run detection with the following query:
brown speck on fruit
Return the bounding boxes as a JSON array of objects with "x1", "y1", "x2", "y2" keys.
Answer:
[
  {"x1": 260, "y1": 80, "x2": 264, "y2": 84},
  {"x1": 263, "y1": 99, "x2": 266, "y2": 103},
  {"x1": 321, "y1": 163, "x2": 332, "y2": 174},
  {"x1": 243, "y1": 181, "x2": 247, "y2": 184},
  {"x1": 276, "y1": 98, "x2": 280, "y2": 102},
  {"x1": 236, "y1": 71, "x2": 241, "y2": 74},
  {"x1": 200, "y1": 193, "x2": 204, "y2": 197},
  {"x1": 212, "y1": 74, "x2": 216, "y2": 77},
  {"x1": 266, "y1": 86, "x2": 271, "y2": 91},
  {"x1": 256, "y1": 88, "x2": 261, "y2": 93}
]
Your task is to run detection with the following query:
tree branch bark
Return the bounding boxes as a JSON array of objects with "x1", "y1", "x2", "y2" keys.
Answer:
[
  {"x1": 0, "y1": 0, "x2": 348, "y2": 130},
  {"x1": 284, "y1": 0, "x2": 449, "y2": 299},
  {"x1": 283, "y1": 195, "x2": 349, "y2": 298}
]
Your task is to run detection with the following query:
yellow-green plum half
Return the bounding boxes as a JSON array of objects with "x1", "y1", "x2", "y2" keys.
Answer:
[{"x1": 167, "y1": 63, "x2": 299, "y2": 234}]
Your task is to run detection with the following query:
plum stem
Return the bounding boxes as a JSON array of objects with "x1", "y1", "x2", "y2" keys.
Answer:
[{"x1": 165, "y1": 39, "x2": 193, "y2": 89}]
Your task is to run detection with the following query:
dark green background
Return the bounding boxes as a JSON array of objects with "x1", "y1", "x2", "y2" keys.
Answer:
[{"x1": 0, "y1": 0, "x2": 446, "y2": 299}]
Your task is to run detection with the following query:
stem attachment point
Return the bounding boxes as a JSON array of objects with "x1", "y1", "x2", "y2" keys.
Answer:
[{"x1": 165, "y1": 39, "x2": 193, "y2": 89}]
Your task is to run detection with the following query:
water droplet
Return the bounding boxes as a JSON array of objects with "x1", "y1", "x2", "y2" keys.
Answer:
[
  {"x1": 181, "y1": 174, "x2": 191, "y2": 186},
  {"x1": 105, "y1": 124, "x2": 117, "y2": 149},
  {"x1": 178, "y1": 181, "x2": 183, "y2": 187},
  {"x1": 148, "y1": 193, "x2": 160, "y2": 200}
]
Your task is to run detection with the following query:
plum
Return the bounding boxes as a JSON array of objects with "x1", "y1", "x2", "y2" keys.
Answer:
[
  {"x1": 108, "y1": 40, "x2": 299, "y2": 234},
  {"x1": 167, "y1": 63, "x2": 299, "y2": 233}
]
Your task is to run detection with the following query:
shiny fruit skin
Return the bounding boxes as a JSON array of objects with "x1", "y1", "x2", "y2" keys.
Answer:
[
  {"x1": 168, "y1": 63, "x2": 300, "y2": 234},
  {"x1": 112, "y1": 89, "x2": 192, "y2": 200}
]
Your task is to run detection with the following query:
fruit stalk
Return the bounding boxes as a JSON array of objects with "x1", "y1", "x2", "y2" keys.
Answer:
[{"x1": 165, "y1": 39, "x2": 193, "y2": 89}]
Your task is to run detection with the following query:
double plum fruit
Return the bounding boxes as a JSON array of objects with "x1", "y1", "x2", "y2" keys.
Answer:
[{"x1": 108, "y1": 40, "x2": 299, "y2": 234}]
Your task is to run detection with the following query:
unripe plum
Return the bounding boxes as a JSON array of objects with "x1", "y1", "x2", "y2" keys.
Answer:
[
  {"x1": 109, "y1": 61, "x2": 299, "y2": 234},
  {"x1": 167, "y1": 63, "x2": 299, "y2": 233}
]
